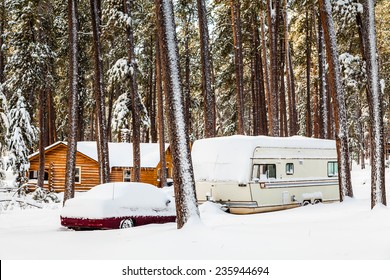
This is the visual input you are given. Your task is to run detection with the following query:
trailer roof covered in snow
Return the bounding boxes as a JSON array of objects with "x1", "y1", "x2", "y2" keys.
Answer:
[{"x1": 191, "y1": 135, "x2": 337, "y2": 183}]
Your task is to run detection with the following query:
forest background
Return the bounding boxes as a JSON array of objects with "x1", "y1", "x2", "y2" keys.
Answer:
[{"x1": 0, "y1": 0, "x2": 389, "y2": 214}]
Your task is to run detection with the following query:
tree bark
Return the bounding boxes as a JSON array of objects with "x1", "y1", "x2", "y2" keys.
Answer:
[
  {"x1": 90, "y1": 0, "x2": 110, "y2": 184},
  {"x1": 318, "y1": 0, "x2": 353, "y2": 199},
  {"x1": 124, "y1": 0, "x2": 141, "y2": 181},
  {"x1": 361, "y1": 0, "x2": 386, "y2": 208},
  {"x1": 266, "y1": 0, "x2": 280, "y2": 136},
  {"x1": 0, "y1": 0, "x2": 4, "y2": 85},
  {"x1": 64, "y1": 0, "x2": 79, "y2": 205},
  {"x1": 260, "y1": 9, "x2": 271, "y2": 135},
  {"x1": 149, "y1": 35, "x2": 158, "y2": 143},
  {"x1": 37, "y1": 88, "x2": 46, "y2": 189},
  {"x1": 305, "y1": 9, "x2": 312, "y2": 137},
  {"x1": 197, "y1": 0, "x2": 215, "y2": 138},
  {"x1": 230, "y1": 0, "x2": 245, "y2": 134},
  {"x1": 284, "y1": 0, "x2": 298, "y2": 136},
  {"x1": 155, "y1": 0, "x2": 199, "y2": 228},
  {"x1": 317, "y1": 13, "x2": 328, "y2": 139},
  {"x1": 155, "y1": 34, "x2": 167, "y2": 188}
]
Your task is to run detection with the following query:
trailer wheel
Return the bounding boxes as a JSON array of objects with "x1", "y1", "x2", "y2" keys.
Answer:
[
  {"x1": 314, "y1": 199, "x2": 322, "y2": 204},
  {"x1": 302, "y1": 200, "x2": 310, "y2": 206}
]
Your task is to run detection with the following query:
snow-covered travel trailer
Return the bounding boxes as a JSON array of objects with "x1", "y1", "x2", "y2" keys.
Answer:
[{"x1": 192, "y1": 135, "x2": 340, "y2": 214}]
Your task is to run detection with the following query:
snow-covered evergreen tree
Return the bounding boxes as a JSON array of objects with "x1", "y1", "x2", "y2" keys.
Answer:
[{"x1": 6, "y1": 90, "x2": 37, "y2": 192}]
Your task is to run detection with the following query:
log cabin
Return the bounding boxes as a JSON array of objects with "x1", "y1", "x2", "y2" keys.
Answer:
[{"x1": 27, "y1": 141, "x2": 173, "y2": 192}]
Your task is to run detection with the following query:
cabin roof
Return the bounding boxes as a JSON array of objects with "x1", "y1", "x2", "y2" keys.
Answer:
[
  {"x1": 191, "y1": 135, "x2": 336, "y2": 183},
  {"x1": 29, "y1": 141, "x2": 169, "y2": 168}
]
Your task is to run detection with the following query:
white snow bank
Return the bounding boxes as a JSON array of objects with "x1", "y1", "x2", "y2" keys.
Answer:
[{"x1": 192, "y1": 135, "x2": 336, "y2": 183}]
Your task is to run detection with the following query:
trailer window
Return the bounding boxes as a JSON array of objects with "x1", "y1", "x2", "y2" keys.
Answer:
[
  {"x1": 327, "y1": 161, "x2": 338, "y2": 177},
  {"x1": 286, "y1": 163, "x2": 294, "y2": 175},
  {"x1": 252, "y1": 164, "x2": 276, "y2": 180}
]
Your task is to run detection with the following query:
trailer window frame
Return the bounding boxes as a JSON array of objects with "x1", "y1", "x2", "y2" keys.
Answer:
[
  {"x1": 286, "y1": 163, "x2": 294, "y2": 175},
  {"x1": 327, "y1": 161, "x2": 338, "y2": 177},
  {"x1": 252, "y1": 164, "x2": 277, "y2": 180}
]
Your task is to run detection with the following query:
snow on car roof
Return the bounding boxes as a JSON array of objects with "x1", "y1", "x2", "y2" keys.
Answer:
[
  {"x1": 61, "y1": 182, "x2": 175, "y2": 219},
  {"x1": 191, "y1": 135, "x2": 337, "y2": 183}
]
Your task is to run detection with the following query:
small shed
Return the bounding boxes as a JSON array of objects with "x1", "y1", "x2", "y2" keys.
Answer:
[{"x1": 28, "y1": 141, "x2": 172, "y2": 192}]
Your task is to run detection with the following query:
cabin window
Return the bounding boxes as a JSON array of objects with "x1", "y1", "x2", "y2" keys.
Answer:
[
  {"x1": 327, "y1": 161, "x2": 338, "y2": 177},
  {"x1": 28, "y1": 170, "x2": 49, "y2": 181},
  {"x1": 286, "y1": 163, "x2": 294, "y2": 175},
  {"x1": 166, "y1": 162, "x2": 172, "y2": 178},
  {"x1": 252, "y1": 164, "x2": 276, "y2": 180},
  {"x1": 123, "y1": 169, "x2": 131, "y2": 182},
  {"x1": 158, "y1": 166, "x2": 171, "y2": 181},
  {"x1": 29, "y1": 170, "x2": 38, "y2": 180},
  {"x1": 75, "y1": 167, "x2": 81, "y2": 184}
]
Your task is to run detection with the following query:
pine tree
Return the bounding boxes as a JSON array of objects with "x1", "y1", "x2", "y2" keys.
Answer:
[
  {"x1": 197, "y1": 0, "x2": 216, "y2": 138},
  {"x1": 230, "y1": 0, "x2": 245, "y2": 134},
  {"x1": 64, "y1": 0, "x2": 79, "y2": 204},
  {"x1": 318, "y1": 0, "x2": 353, "y2": 199},
  {"x1": 155, "y1": 0, "x2": 199, "y2": 228},
  {"x1": 124, "y1": 0, "x2": 141, "y2": 182},
  {"x1": 90, "y1": 0, "x2": 110, "y2": 184},
  {"x1": 7, "y1": 90, "x2": 37, "y2": 192},
  {"x1": 361, "y1": 0, "x2": 387, "y2": 208}
]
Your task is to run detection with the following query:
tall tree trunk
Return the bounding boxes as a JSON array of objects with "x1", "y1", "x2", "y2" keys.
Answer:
[
  {"x1": 267, "y1": 0, "x2": 280, "y2": 136},
  {"x1": 361, "y1": 1, "x2": 386, "y2": 208},
  {"x1": 90, "y1": 0, "x2": 110, "y2": 183},
  {"x1": 107, "y1": 87, "x2": 114, "y2": 142},
  {"x1": 305, "y1": 9, "x2": 312, "y2": 137},
  {"x1": 64, "y1": 0, "x2": 79, "y2": 205},
  {"x1": 155, "y1": 34, "x2": 166, "y2": 188},
  {"x1": 317, "y1": 13, "x2": 328, "y2": 139},
  {"x1": 284, "y1": 0, "x2": 298, "y2": 136},
  {"x1": 251, "y1": 10, "x2": 267, "y2": 136},
  {"x1": 356, "y1": 12, "x2": 366, "y2": 169},
  {"x1": 47, "y1": 88, "x2": 57, "y2": 144},
  {"x1": 260, "y1": 9, "x2": 271, "y2": 135},
  {"x1": 124, "y1": 0, "x2": 141, "y2": 181},
  {"x1": 318, "y1": 0, "x2": 353, "y2": 199},
  {"x1": 197, "y1": 0, "x2": 215, "y2": 138},
  {"x1": 0, "y1": 0, "x2": 4, "y2": 85},
  {"x1": 155, "y1": 0, "x2": 199, "y2": 229},
  {"x1": 37, "y1": 88, "x2": 47, "y2": 190},
  {"x1": 184, "y1": 16, "x2": 191, "y2": 137},
  {"x1": 230, "y1": 0, "x2": 245, "y2": 134},
  {"x1": 149, "y1": 35, "x2": 157, "y2": 143}
]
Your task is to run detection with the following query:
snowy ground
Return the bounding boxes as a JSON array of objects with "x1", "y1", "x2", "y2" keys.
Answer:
[{"x1": 0, "y1": 164, "x2": 390, "y2": 260}]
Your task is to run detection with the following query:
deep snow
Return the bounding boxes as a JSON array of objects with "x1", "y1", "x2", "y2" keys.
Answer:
[{"x1": 0, "y1": 164, "x2": 389, "y2": 260}]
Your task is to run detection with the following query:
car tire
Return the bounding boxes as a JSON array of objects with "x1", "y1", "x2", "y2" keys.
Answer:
[{"x1": 120, "y1": 219, "x2": 134, "y2": 229}]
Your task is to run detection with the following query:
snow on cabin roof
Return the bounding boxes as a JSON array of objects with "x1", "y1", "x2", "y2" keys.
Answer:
[
  {"x1": 29, "y1": 141, "x2": 168, "y2": 168},
  {"x1": 191, "y1": 135, "x2": 336, "y2": 183}
]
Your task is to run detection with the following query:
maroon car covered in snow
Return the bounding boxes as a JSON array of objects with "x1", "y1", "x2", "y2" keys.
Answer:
[{"x1": 60, "y1": 182, "x2": 176, "y2": 230}]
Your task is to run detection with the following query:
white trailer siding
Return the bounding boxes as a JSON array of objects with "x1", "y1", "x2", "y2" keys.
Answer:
[{"x1": 192, "y1": 135, "x2": 340, "y2": 214}]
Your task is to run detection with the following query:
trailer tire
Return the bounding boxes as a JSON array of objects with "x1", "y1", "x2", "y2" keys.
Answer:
[{"x1": 302, "y1": 200, "x2": 310, "y2": 206}]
